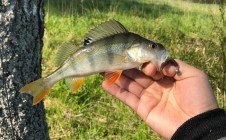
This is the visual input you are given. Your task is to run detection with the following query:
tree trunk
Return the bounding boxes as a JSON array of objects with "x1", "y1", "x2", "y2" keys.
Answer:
[{"x1": 0, "y1": 0, "x2": 49, "y2": 139}]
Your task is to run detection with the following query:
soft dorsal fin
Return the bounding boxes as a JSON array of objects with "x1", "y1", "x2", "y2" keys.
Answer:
[
  {"x1": 84, "y1": 19, "x2": 128, "y2": 46},
  {"x1": 55, "y1": 43, "x2": 78, "y2": 67}
]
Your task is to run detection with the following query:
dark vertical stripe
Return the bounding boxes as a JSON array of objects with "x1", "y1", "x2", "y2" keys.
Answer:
[
  {"x1": 106, "y1": 35, "x2": 115, "y2": 65},
  {"x1": 72, "y1": 63, "x2": 77, "y2": 71},
  {"x1": 87, "y1": 45, "x2": 96, "y2": 69},
  {"x1": 124, "y1": 33, "x2": 130, "y2": 48}
]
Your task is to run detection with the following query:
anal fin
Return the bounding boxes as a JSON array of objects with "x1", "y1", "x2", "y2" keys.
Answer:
[{"x1": 65, "y1": 77, "x2": 84, "y2": 93}]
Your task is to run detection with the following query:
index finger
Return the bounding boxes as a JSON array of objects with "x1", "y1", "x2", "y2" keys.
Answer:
[
  {"x1": 142, "y1": 59, "x2": 206, "y2": 81},
  {"x1": 162, "y1": 59, "x2": 206, "y2": 81}
]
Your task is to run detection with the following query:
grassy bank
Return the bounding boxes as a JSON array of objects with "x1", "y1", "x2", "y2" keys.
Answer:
[{"x1": 43, "y1": 0, "x2": 225, "y2": 139}]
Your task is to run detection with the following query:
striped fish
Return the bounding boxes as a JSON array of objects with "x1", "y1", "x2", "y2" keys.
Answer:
[{"x1": 19, "y1": 19, "x2": 169, "y2": 105}]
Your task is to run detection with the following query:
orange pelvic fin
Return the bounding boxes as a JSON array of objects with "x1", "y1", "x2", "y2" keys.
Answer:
[{"x1": 105, "y1": 70, "x2": 122, "y2": 85}]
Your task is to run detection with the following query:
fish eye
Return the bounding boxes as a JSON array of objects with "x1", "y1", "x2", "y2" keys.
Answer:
[
  {"x1": 151, "y1": 44, "x2": 156, "y2": 49},
  {"x1": 148, "y1": 44, "x2": 157, "y2": 49}
]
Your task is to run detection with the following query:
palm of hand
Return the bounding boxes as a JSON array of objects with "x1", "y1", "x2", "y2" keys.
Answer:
[
  {"x1": 138, "y1": 75, "x2": 210, "y2": 138},
  {"x1": 102, "y1": 60, "x2": 217, "y2": 139}
]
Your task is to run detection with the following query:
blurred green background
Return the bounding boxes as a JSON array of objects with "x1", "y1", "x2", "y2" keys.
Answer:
[{"x1": 43, "y1": 0, "x2": 226, "y2": 139}]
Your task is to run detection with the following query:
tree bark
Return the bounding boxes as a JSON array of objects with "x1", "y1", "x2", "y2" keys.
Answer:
[{"x1": 0, "y1": 0, "x2": 49, "y2": 139}]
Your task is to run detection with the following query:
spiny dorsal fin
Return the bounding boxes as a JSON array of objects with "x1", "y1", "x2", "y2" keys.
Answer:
[
  {"x1": 84, "y1": 19, "x2": 128, "y2": 46},
  {"x1": 55, "y1": 43, "x2": 78, "y2": 67}
]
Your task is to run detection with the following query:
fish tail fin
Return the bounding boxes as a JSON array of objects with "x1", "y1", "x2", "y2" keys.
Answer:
[{"x1": 19, "y1": 78, "x2": 52, "y2": 105}]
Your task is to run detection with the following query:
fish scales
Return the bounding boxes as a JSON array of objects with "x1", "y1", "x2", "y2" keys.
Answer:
[
  {"x1": 19, "y1": 20, "x2": 169, "y2": 105},
  {"x1": 59, "y1": 33, "x2": 134, "y2": 77}
]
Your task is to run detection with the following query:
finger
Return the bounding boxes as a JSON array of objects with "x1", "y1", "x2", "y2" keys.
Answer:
[
  {"x1": 115, "y1": 73, "x2": 146, "y2": 98},
  {"x1": 141, "y1": 62, "x2": 163, "y2": 80},
  {"x1": 141, "y1": 62, "x2": 157, "y2": 76},
  {"x1": 102, "y1": 81, "x2": 139, "y2": 111},
  {"x1": 162, "y1": 59, "x2": 205, "y2": 81},
  {"x1": 122, "y1": 69, "x2": 154, "y2": 88}
]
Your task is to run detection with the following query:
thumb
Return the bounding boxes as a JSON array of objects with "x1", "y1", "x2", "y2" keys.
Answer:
[{"x1": 162, "y1": 59, "x2": 205, "y2": 81}]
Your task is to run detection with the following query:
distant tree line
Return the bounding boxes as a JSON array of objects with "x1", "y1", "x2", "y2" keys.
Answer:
[{"x1": 182, "y1": 0, "x2": 225, "y2": 4}]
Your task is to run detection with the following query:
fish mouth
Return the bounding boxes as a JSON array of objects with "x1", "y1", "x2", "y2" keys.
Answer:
[
  {"x1": 160, "y1": 49, "x2": 169, "y2": 63},
  {"x1": 156, "y1": 49, "x2": 169, "y2": 70}
]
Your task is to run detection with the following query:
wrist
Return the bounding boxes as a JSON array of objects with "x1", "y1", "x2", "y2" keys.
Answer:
[{"x1": 171, "y1": 108, "x2": 226, "y2": 140}]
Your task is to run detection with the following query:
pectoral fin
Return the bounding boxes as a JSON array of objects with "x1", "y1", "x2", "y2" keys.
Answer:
[{"x1": 105, "y1": 70, "x2": 122, "y2": 85}]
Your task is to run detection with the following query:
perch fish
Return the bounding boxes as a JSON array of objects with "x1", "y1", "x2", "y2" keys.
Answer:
[{"x1": 19, "y1": 19, "x2": 169, "y2": 105}]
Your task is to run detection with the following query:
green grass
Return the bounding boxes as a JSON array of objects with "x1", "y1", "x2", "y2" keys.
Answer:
[{"x1": 43, "y1": 0, "x2": 226, "y2": 139}]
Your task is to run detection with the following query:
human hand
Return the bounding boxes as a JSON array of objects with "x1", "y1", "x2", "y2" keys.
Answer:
[{"x1": 102, "y1": 59, "x2": 218, "y2": 139}]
